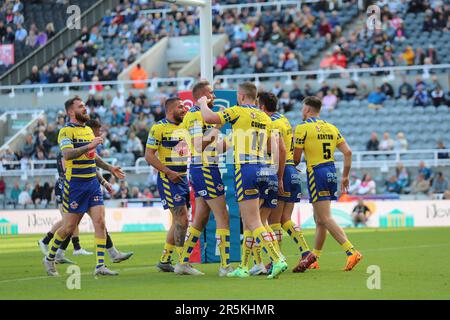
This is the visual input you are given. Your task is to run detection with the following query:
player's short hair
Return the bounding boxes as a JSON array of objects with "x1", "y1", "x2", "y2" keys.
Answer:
[
  {"x1": 164, "y1": 97, "x2": 182, "y2": 112},
  {"x1": 258, "y1": 91, "x2": 278, "y2": 112},
  {"x1": 303, "y1": 96, "x2": 322, "y2": 112},
  {"x1": 192, "y1": 80, "x2": 211, "y2": 100},
  {"x1": 64, "y1": 96, "x2": 83, "y2": 112},
  {"x1": 238, "y1": 82, "x2": 257, "y2": 101},
  {"x1": 86, "y1": 119, "x2": 101, "y2": 129}
]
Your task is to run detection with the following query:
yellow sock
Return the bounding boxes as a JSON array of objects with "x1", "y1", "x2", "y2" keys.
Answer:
[
  {"x1": 282, "y1": 220, "x2": 310, "y2": 255},
  {"x1": 216, "y1": 229, "x2": 230, "y2": 268},
  {"x1": 341, "y1": 240, "x2": 356, "y2": 256},
  {"x1": 160, "y1": 243, "x2": 175, "y2": 263},
  {"x1": 176, "y1": 246, "x2": 183, "y2": 262},
  {"x1": 252, "y1": 241, "x2": 262, "y2": 265},
  {"x1": 312, "y1": 249, "x2": 322, "y2": 258},
  {"x1": 265, "y1": 225, "x2": 281, "y2": 253},
  {"x1": 270, "y1": 223, "x2": 283, "y2": 247},
  {"x1": 253, "y1": 226, "x2": 282, "y2": 263},
  {"x1": 95, "y1": 237, "x2": 106, "y2": 269},
  {"x1": 47, "y1": 231, "x2": 65, "y2": 261},
  {"x1": 240, "y1": 230, "x2": 253, "y2": 269},
  {"x1": 180, "y1": 226, "x2": 201, "y2": 265}
]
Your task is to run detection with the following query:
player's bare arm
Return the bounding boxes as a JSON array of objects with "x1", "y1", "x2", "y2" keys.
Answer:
[
  {"x1": 145, "y1": 148, "x2": 182, "y2": 183},
  {"x1": 294, "y1": 146, "x2": 303, "y2": 166},
  {"x1": 199, "y1": 96, "x2": 221, "y2": 124},
  {"x1": 95, "y1": 154, "x2": 126, "y2": 179},
  {"x1": 96, "y1": 171, "x2": 113, "y2": 194},
  {"x1": 61, "y1": 136, "x2": 103, "y2": 160},
  {"x1": 337, "y1": 141, "x2": 353, "y2": 194}
]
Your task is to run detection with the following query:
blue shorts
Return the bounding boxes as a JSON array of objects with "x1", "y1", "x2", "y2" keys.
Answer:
[
  {"x1": 62, "y1": 177, "x2": 104, "y2": 214},
  {"x1": 278, "y1": 165, "x2": 302, "y2": 203},
  {"x1": 306, "y1": 162, "x2": 337, "y2": 203},
  {"x1": 157, "y1": 168, "x2": 189, "y2": 210},
  {"x1": 234, "y1": 164, "x2": 278, "y2": 208},
  {"x1": 55, "y1": 178, "x2": 63, "y2": 205},
  {"x1": 189, "y1": 166, "x2": 225, "y2": 200}
]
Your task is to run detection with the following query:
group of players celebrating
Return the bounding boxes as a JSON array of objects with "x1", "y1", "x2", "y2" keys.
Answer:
[{"x1": 41, "y1": 80, "x2": 362, "y2": 279}]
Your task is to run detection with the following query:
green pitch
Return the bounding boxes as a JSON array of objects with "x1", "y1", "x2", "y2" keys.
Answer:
[{"x1": 0, "y1": 227, "x2": 449, "y2": 300}]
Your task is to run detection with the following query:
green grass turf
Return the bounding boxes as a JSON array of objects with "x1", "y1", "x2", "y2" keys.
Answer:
[{"x1": 0, "y1": 227, "x2": 449, "y2": 300}]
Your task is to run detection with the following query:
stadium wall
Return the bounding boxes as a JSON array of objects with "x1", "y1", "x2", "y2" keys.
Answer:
[{"x1": 2, "y1": 200, "x2": 450, "y2": 235}]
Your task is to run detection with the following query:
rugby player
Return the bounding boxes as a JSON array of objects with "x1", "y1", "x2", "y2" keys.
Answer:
[
  {"x1": 293, "y1": 96, "x2": 363, "y2": 272},
  {"x1": 200, "y1": 82, "x2": 287, "y2": 279},
  {"x1": 145, "y1": 98, "x2": 191, "y2": 273}
]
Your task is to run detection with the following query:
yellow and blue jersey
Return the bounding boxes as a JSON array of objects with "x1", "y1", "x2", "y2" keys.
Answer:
[
  {"x1": 217, "y1": 104, "x2": 273, "y2": 165},
  {"x1": 146, "y1": 118, "x2": 188, "y2": 171},
  {"x1": 270, "y1": 112, "x2": 294, "y2": 165},
  {"x1": 294, "y1": 117, "x2": 345, "y2": 171},
  {"x1": 57, "y1": 122, "x2": 103, "y2": 214},
  {"x1": 294, "y1": 117, "x2": 344, "y2": 203},
  {"x1": 58, "y1": 123, "x2": 97, "y2": 181},
  {"x1": 181, "y1": 105, "x2": 219, "y2": 167}
]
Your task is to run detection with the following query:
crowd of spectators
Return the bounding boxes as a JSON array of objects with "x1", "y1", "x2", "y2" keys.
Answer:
[
  {"x1": 366, "y1": 131, "x2": 409, "y2": 152},
  {"x1": 320, "y1": 0, "x2": 449, "y2": 71}
]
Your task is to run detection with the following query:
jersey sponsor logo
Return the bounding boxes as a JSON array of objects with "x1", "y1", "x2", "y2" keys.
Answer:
[
  {"x1": 70, "y1": 201, "x2": 79, "y2": 210},
  {"x1": 319, "y1": 191, "x2": 331, "y2": 197},
  {"x1": 147, "y1": 137, "x2": 157, "y2": 145},
  {"x1": 59, "y1": 138, "x2": 72, "y2": 148},
  {"x1": 85, "y1": 149, "x2": 96, "y2": 159},
  {"x1": 244, "y1": 189, "x2": 258, "y2": 196}
]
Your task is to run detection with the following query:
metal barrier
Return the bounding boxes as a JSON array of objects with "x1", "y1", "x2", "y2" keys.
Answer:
[
  {"x1": 0, "y1": 77, "x2": 195, "y2": 97},
  {"x1": 214, "y1": 64, "x2": 450, "y2": 87},
  {"x1": 1, "y1": 150, "x2": 450, "y2": 177}
]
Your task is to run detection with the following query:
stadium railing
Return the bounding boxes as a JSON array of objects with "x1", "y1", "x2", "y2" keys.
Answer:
[
  {"x1": 1, "y1": 150, "x2": 449, "y2": 177},
  {"x1": 132, "y1": 0, "x2": 321, "y2": 18},
  {"x1": 0, "y1": 77, "x2": 195, "y2": 97},
  {"x1": 214, "y1": 64, "x2": 450, "y2": 87}
]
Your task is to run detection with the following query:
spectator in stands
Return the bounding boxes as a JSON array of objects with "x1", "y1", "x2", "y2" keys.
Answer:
[
  {"x1": 411, "y1": 174, "x2": 430, "y2": 195},
  {"x1": 380, "y1": 81, "x2": 394, "y2": 98},
  {"x1": 322, "y1": 90, "x2": 338, "y2": 112},
  {"x1": 368, "y1": 86, "x2": 386, "y2": 109},
  {"x1": 351, "y1": 199, "x2": 371, "y2": 227},
  {"x1": 271, "y1": 81, "x2": 284, "y2": 99},
  {"x1": 437, "y1": 141, "x2": 449, "y2": 159},
  {"x1": 358, "y1": 82, "x2": 370, "y2": 100},
  {"x1": 366, "y1": 132, "x2": 380, "y2": 151},
  {"x1": 431, "y1": 86, "x2": 445, "y2": 106},
  {"x1": 131, "y1": 187, "x2": 142, "y2": 199},
  {"x1": 394, "y1": 132, "x2": 408, "y2": 151},
  {"x1": 9, "y1": 181, "x2": 21, "y2": 205},
  {"x1": 18, "y1": 183, "x2": 32, "y2": 205},
  {"x1": 14, "y1": 23, "x2": 27, "y2": 42},
  {"x1": 319, "y1": 51, "x2": 335, "y2": 70},
  {"x1": 125, "y1": 131, "x2": 144, "y2": 161},
  {"x1": 356, "y1": 174, "x2": 377, "y2": 195},
  {"x1": 29, "y1": 66, "x2": 40, "y2": 84},
  {"x1": 130, "y1": 64, "x2": 148, "y2": 89},
  {"x1": 413, "y1": 85, "x2": 429, "y2": 107},
  {"x1": 418, "y1": 161, "x2": 432, "y2": 181},
  {"x1": 379, "y1": 132, "x2": 394, "y2": 151},
  {"x1": 349, "y1": 173, "x2": 361, "y2": 195},
  {"x1": 0, "y1": 177, "x2": 5, "y2": 197},
  {"x1": 289, "y1": 83, "x2": 304, "y2": 103},
  {"x1": 31, "y1": 182, "x2": 44, "y2": 205},
  {"x1": 397, "y1": 76, "x2": 414, "y2": 99},
  {"x1": 279, "y1": 92, "x2": 293, "y2": 113},
  {"x1": 344, "y1": 80, "x2": 358, "y2": 101},
  {"x1": 151, "y1": 105, "x2": 165, "y2": 122},
  {"x1": 400, "y1": 46, "x2": 415, "y2": 65},
  {"x1": 13, "y1": 0, "x2": 23, "y2": 14},
  {"x1": 34, "y1": 132, "x2": 51, "y2": 157},
  {"x1": 385, "y1": 176, "x2": 402, "y2": 194},
  {"x1": 228, "y1": 52, "x2": 241, "y2": 69},
  {"x1": 430, "y1": 172, "x2": 449, "y2": 195},
  {"x1": 396, "y1": 163, "x2": 410, "y2": 189},
  {"x1": 13, "y1": 11, "x2": 24, "y2": 26},
  {"x1": 4, "y1": 26, "x2": 15, "y2": 43},
  {"x1": 111, "y1": 91, "x2": 126, "y2": 112}
]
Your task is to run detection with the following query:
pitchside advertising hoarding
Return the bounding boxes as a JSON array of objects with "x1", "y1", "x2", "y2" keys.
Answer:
[{"x1": 1, "y1": 201, "x2": 450, "y2": 236}]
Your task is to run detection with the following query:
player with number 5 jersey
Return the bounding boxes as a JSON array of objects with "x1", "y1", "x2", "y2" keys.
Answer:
[{"x1": 293, "y1": 96, "x2": 363, "y2": 272}]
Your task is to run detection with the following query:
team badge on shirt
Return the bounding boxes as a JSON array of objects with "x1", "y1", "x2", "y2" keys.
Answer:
[{"x1": 70, "y1": 201, "x2": 79, "y2": 209}]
